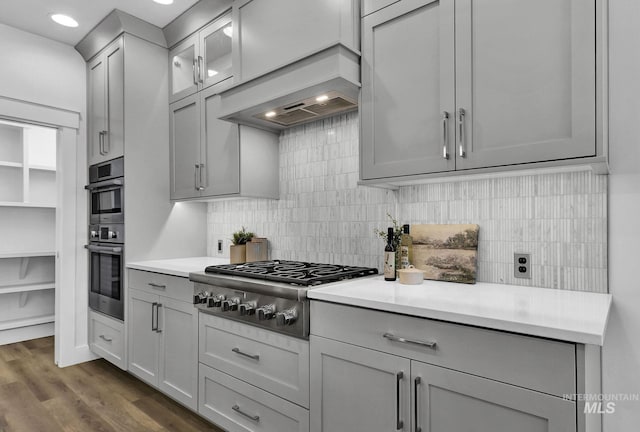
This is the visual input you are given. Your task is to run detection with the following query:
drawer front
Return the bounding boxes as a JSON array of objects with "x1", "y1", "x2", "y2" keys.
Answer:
[
  {"x1": 199, "y1": 363, "x2": 309, "y2": 432},
  {"x1": 89, "y1": 310, "x2": 125, "y2": 369},
  {"x1": 199, "y1": 313, "x2": 309, "y2": 408},
  {"x1": 311, "y1": 301, "x2": 576, "y2": 397},
  {"x1": 128, "y1": 269, "x2": 193, "y2": 303}
]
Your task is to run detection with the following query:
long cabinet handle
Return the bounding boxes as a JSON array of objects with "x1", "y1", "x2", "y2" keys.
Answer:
[
  {"x1": 232, "y1": 347, "x2": 260, "y2": 361},
  {"x1": 148, "y1": 282, "x2": 166, "y2": 290},
  {"x1": 414, "y1": 377, "x2": 422, "y2": 432},
  {"x1": 99, "y1": 334, "x2": 113, "y2": 342},
  {"x1": 395, "y1": 371, "x2": 404, "y2": 431},
  {"x1": 194, "y1": 163, "x2": 200, "y2": 191},
  {"x1": 192, "y1": 58, "x2": 198, "y2": 85},
  {"x1": 198, "y1": 56, "x2": 204, "y2": 83},
  {"x1": 98, "y1": 131, "x2": 105, "y2": 155},
  {"x1": 102, "y1": 130, "x2": 109, "y2": 155},
  {"x1": 232, "y1": 404, "x2": 260, "y2": 422},
  {"x1": 151, "y1": 302, "x2": 158, "y2": 331},
  {"x1": 156, "y1": 303, "x2": 162, "y2": 333},
  {"x1": 383, "y1": 333, "x2": 437, "y2": 350},
  {"x1": 198, "y1": 163, "x2": 206, "y2": 191},
  {"x1": 458, "y1": 108, "x2": 466, "y2": 158},
  {"x1": 442, "y1": 111, "x2": 450, "y2": 160}
]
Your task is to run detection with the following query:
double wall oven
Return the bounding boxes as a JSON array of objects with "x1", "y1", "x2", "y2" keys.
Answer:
[{"x1": 86, "y1": 157, "x2": 124, "y2": 320}]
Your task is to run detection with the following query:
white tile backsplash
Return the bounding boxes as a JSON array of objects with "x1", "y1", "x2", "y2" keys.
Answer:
[{"x1": 207, "y1": 112, "x2": 607, "y2": 293}]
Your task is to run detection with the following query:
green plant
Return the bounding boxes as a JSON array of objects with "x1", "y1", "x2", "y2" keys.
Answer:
[
  {"x1": 231, "y1": 226, "x2": 254, "y2": 245},
  {"x1": 374, "y1": 213, "x2": 402, "y2": 250}
]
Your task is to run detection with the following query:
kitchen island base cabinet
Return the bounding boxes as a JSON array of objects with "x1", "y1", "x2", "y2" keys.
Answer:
[
  {"x1": 127, "y1": 270, "x2": 198, "y2": 410},
  {"x1": 199, "y1": 363, "x2": 310, "y2": 432}
]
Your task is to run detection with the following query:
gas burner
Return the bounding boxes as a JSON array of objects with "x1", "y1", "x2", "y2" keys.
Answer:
[{"x1": 205, "y1": 260, "x2": 378, "y2": 286}]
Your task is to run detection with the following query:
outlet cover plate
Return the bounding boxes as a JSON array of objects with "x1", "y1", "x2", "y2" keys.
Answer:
[{"x1": 514, "y1": 253, "x2": 531, "y2": 279}]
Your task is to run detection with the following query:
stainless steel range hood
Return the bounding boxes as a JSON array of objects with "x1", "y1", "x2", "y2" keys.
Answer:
[{"x1": 218, "y1": 45, "x2": 360, "y2": 132}]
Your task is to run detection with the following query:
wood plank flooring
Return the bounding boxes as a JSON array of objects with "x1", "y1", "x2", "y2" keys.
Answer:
[{"x1": 0, "y1": 337, "x2": 223, "y2": 432}]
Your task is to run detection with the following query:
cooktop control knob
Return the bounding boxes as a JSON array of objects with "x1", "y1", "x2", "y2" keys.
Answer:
[
  {"x1": 257, "y1": 304, "x2": 276, "y2": 320},
  {"x1": 276, "y1": 308, "x2": 298, "y2": 326},
  {"x1": 207, "y1": 294, "x2": 225, "y2": 308},
  {"x1": 193, "y1": 291, "x2": 210, "y2": 305},
  {"x1": 222, "y1": 297, "x2": 241, "y2": 311},
  {"x1": 239, "y1": 301, "x2": 257, "y2": 316}
]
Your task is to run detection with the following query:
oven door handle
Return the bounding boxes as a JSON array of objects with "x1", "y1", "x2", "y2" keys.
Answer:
[
  {"x1": 85, "y1": 178, "x2": 124, "y2": 190},
  {"x1": 85, "y1": 244, "x2": 122, "y2": 254}
]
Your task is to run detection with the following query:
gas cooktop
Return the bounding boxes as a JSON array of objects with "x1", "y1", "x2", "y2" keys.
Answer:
[{"x1": 204, "y1": 260, "x2": 378, "y2": 287}]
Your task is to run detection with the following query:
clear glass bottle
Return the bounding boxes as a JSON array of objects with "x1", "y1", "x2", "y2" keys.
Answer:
[
  {"x1": 384, "y1": 227, "x2": 396, "y2": 281},
  {"x1": 400, "y1": 224, "x2": 413, "y2": 269}
]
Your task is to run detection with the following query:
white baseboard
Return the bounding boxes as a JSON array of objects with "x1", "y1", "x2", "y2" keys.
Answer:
[
  {"x1": 0, "y1": 322, "x2": 54, "y2": 346},
  {"x1": 56, "y1": 343, "x2": 98, "y2": 368}
]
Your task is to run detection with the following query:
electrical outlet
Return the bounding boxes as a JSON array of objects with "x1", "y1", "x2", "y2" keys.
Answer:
[
  {"x1": 514, "y1": 253, "x2": 531, "y2": 279},
  {"x1": 217, "y1": 239, "x2": 223, "y2": 254}
]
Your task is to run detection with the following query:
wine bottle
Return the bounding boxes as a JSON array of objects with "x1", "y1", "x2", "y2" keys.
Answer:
[
  {"x1": 384, "y1": 227, "x2": 396, "y2": 281},
  {"x1": 400, "y1": 224, "x2": 413, "y2": 269}
]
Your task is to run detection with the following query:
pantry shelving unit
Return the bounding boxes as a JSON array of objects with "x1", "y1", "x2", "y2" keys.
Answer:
[{"x1": 0, "y1": 119, "x2": 57, "y2": 345}]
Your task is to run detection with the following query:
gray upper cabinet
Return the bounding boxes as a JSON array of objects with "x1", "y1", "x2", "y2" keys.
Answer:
[
  {"x1": 88, "y1": 36, "x2": 124, "y2": 165},
  {"x1": 360, "y1": 0, "x2": 455, "y2": 180},
  {"x1": 233, "y1": 0, "x2": 360, "y2": 82},
  {"x1": 169, "y1": 89, "x2": 278, "y2": 201},
  {"x1": 169, "y1": 12, "x2": 233, "y2": 104},
  {"x1": 360, "y1": 0, "x2": 599, "y2": 182}
]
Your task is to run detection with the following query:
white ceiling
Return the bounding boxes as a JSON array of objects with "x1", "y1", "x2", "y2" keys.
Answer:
[{"x1": 0, "y1": 0, "x2": 200, "y2": 46}]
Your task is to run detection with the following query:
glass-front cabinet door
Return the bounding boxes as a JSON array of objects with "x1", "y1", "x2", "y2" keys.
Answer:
[
  {"x1": 169, "y1": 34, "x2": 200, "y2": 103},
  {"x1": 200, "y1": 12, "x2": 233, "y2": 90}
]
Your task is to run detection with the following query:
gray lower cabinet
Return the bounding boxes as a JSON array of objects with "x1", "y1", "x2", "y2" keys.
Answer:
[
  {"x1": 169, "y1": 86, "x2": 279, "y2": 201},
  {"x1": 127, "y1": 270, "x2": 198, "y2": 410},
  {"x1": 361, "y1": 0, "x2": 599, "y2": 182},
  {"x1": 310, "y1": 300, "x2": 587, "y2": 432}
]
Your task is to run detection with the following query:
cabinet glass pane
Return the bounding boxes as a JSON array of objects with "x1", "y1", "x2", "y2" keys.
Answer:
[
  {"x1": 171, "y1": 45, "x2": 196, "y2": 96},
  {"x1": 203, "y1": 23, "x2": 232, "y2": 85},
  {"x1": 0, "y1": 123, "x2": 23, "y2": 164}
]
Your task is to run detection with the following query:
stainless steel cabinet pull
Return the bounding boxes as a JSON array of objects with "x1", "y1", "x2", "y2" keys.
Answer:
[
  {"x1": 194, "y1": 163, "x2": 200, "y2": 191},
  {"x1": 414, "y1": 377, "x2": 422, "y2": 432},
  {"x1": 151, "y1": 302, "x2": 158, "y2": 331},
  {"x1": 442, "y1": 111, "x2": 449, "y2": 159},
  {"x1": 395, "y1": 372, "x2": 404, "y2": 431},
  {"x1": 192, "y1": 58, "x2": 198, "y2": 85},
  {"x1": 156, "y1": 303, "x2": 162, "y2": 333},
  {"x1": 148, "y1": 282, "x2": 166, "y2": 290},
  {"x1": 198, "y1": 56, "x2": 204, "y2": 83},
  {"x1": 383, "y1": 333, "x2": 437, "y2": 349},
  {"x1": 458, "y1": 108, "x2": 466, "y2": 158},
  {"x1": 102, "y1": 130, "x2": 109, "y2": 154},
  {"x1": 99, "y1": 334, "x2": 113, "y2": 342},
  {"x1": 198, "y1": 163, "x2": 206, "y2": 191},
  {"x1": 232, "y1": 347, "x2": 260, "y2": 361},
  {"x1": 98, "y1": 131, "x2": 105, "y2": 155},
  {"x1": 232, "y1": 404, "x2": 260, "y2": 422}
]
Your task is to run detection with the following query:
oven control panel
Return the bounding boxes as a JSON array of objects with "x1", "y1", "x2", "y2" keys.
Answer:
[
  {"x1": 89, "y1": 224, "x2": 124, "y2": 244},
  {"x1": 193, "y1": 283, "x2": 308, "y2": 339}
]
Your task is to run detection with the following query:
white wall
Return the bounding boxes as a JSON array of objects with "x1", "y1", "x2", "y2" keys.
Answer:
[
  {"x1": 602, "y1": 0, "x2": 640, "y2": 429},
  {"x1": 0, "y1": 23, "x2": 90, "y2": 366}
]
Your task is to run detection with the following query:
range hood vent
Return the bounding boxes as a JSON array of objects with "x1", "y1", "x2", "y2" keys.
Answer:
[
  {"x1": 218, "y1": 45, "x2": 361, "y2": 131},
  {"x1": 254, "y1": 92, "x2": 358, "y2": 127}
]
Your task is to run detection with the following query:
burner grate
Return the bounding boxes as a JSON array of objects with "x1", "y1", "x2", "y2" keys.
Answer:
[{"x1": 205, "y1": 260, "x2": 378, "y2": 286}]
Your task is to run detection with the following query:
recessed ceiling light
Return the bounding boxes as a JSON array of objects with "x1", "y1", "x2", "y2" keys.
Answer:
[
  {"x1": 153, "y1": 0, "x2": 174, "y2": 5},
  {"x1": 316, "y1": 94, "x2": 329, "y2": 103},
  {"x1": 51, "y1": 14, "x2": 79, "y2": 28},
  {"x1": 223, "y1": 25, "x2": 233, "y2": 38},
  {"x1": 265, "y1": 111, "x2": 277, "y2": 118}
]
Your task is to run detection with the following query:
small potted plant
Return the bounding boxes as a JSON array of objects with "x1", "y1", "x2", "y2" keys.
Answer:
[{"x1": 230, "y1": 226, "x2": 254, "y2": 264}]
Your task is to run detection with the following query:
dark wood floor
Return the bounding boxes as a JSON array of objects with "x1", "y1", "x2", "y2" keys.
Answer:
[{"x1": 0, "y1": 337, "x2": 223, "y2": 432}]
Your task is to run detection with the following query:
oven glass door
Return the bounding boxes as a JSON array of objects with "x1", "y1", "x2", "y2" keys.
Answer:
[
  {"x1": 91, "y1": 186, "x2": 123, "y2": 221},
  {"x1": 88, "y1": 243, "x2": 123, "y2": 320}
]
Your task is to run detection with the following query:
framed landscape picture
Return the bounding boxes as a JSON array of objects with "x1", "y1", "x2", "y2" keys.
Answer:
[{"x1": 411, "y1": 224, "x2": 479, "y2": 284}]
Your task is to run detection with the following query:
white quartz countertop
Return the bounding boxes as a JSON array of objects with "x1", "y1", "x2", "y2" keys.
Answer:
[
  {"x1": 307, "y1": 276, "x2": 612, "y2": 346},
  {"x1": 126, "y1": 257, "x2": 228, "y2": 278}
]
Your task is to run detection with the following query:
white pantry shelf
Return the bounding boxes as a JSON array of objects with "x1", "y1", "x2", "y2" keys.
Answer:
[
  {"x1": 0, "y1": 161, "x2": 23, "y2": 168},
  {"x1": 0, "y1": 314, "x2": 55, "y2": 331},
  {"x1": 28, "y1": 165, "x2": 56, "y2": 171},
  {"x1": 0, "y1": 201, "x2": 56, "y2": 208},
  {"x1": 0, "y1": 282, "x2": 55, "y2": 295},
  {"x1": 0, "y1": 251, "x2": 55, "y2": 259}
]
